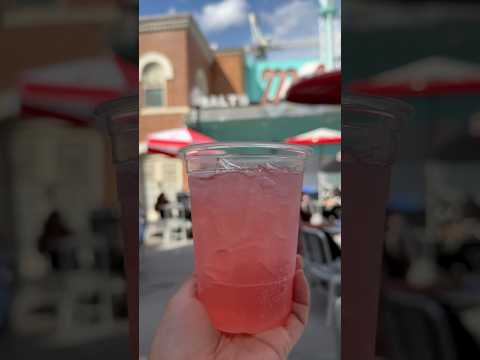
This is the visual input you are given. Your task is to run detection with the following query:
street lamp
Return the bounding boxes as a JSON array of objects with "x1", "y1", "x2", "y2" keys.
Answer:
[{"x1": 318, "y1": 0, "x2": 337, "y2": 71}]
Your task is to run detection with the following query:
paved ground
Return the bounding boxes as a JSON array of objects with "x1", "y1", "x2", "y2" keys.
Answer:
[
  {"x1": 139, "y1": 241, "x2": 338, "y2": 360},
  {"x1": 0, "y1": 332, "x2": 130, "y2": 359}
]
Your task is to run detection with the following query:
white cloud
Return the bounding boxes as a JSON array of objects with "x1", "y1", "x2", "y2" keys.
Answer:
[
  {"x1": 261, "y1": 0, "x2": 319, "y2": 41},
  {"x1": 167, "y1": 7, "x2": 176, "y2": 15},
  {"x1": 196, "y1": 0, "x2": 249, "y2": 32}
]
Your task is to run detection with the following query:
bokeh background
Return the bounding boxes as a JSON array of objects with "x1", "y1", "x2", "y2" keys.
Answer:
[
  {"x1": 138, "y1": 1, "x2": 341, "y2": 359},
  {"x1": 344, "y1": 0, "x2": 480, "y2": 358},
  {"x1": 0, "y1": 1, "x2": 137, "y2": 358}
]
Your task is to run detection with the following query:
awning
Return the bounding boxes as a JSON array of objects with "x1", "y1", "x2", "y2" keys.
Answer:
[
  {"x1": 19, "y1": 54, "x2": 138, "y2": 124},
  {"x1": 349, "y1": 56, "x2": 480, "y2": 96},
  {"x1": 285, "y1": 128, "x2": 341, "y2": 145},
  {"x1": 147, "y1": 127, "x2": 215, "y2": 157}
]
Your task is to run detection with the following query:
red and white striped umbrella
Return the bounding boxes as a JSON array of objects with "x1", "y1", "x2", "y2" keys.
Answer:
[
  {"x1": 147, "y1": 127, "x2": 215, "y2": 157},
  {"x1": 349, "y1": 56, "x2": 480, "y2": 96},
  {"x1": 18, "y1": 54, "x2": 138, "y2": 124},
  {"x1": 285, "y1": 128, "x2": 341, "y2": 145}
]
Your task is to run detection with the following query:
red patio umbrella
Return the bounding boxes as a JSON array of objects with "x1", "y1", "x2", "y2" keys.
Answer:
[
  {"x1": 348, "y1": 56, "x2": 480, "y2": 96},
  {"x1": 19, "y1": 54, "x2": 138, "y2": 124},
  {"x1": 285, "y1": 128, "x2": 341, "y2": 145},
  {"x1": 286, "y1": 70, "x2": 341, "y2": 105},
  {"x1": 147, "y1": 127, "x2": 215, "y2": 157}
]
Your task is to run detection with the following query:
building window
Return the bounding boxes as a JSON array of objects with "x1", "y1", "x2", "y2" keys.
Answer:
[
  {"x1": 139, "y1": 52, "x2": 174, "y2": 109},
  {"x1": 145, "y1": 88, "x2": 164, "y2": 107},
  {"x1": 142, "y1": 62, "x2": 166, "y2": 107},
  {"x1": 195, "y1": 69, "x2": 209, "y2": 95}
]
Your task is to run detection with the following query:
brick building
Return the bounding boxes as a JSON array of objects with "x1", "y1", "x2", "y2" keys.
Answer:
[
  {"x1": 139, "y1": 14, "x2": 247, "y2": 220},
  {"x1": 139, "y1": 14, "x2": 245, "y2": 142}
]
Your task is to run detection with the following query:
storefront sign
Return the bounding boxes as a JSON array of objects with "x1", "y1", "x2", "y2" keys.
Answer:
[
  {"x1": 191, "y1": 92, "x2": 250, "y2": 109},
  {"x1": 245, "y1": 58, "x2": 325, "y2": 104}
]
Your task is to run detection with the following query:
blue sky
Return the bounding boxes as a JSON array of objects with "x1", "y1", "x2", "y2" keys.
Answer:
[{"x1": 140, "y1": 0, "x2": 340, "y2": 60}]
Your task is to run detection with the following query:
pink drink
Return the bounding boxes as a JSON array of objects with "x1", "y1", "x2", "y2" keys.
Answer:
[{"x1": 184, "y1": 144, "x2": 309, "y2": 334}]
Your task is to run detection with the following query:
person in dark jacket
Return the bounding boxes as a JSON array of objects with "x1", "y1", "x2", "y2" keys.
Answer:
[
  {"x1": 155, "y1": 193, "x2": 170, "y2": 219},
  {"x1": 38, "y1": 210, "x2": 73, "y2": 271}
]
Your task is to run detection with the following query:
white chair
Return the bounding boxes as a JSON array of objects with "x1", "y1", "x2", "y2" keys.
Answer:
[
  {"x1": 52, "y1": 234, "x2": 126, "y2": 345},
  {"x1": 159, "y1": 204, "x2": 192, "y2": 249},
  {"x1": 300, "y1": 226, "x2": 341, "y2": 326},
  {"x1": 163, "y1": 218, "x2": 189, "y2": 243}
]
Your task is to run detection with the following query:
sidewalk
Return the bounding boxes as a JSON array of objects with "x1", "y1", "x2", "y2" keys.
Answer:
[
  {"x1": 0, "y1": 332, "x2": 130, "y2": 359},
  {"x1": 139, "y1": 243, "x2": 337, "y2": 360}
]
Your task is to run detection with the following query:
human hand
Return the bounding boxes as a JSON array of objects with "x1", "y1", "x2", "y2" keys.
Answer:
[{"x1": 149, "y1": 255, "x2": 310, "y2": 360}]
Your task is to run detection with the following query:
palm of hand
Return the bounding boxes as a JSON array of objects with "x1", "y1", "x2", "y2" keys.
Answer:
[{"x1": 150, "y1": 256, "x2": 310, "y2": 360}]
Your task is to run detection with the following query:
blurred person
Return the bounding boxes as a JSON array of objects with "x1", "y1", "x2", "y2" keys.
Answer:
[
  {"x1": 149, "y1": 256, "x2": 310, "y2": 360},
  {"x1": 37, "y1": 210, "x2": 74, "y2": 271},
  {"x1": 184, "y1": 199, "x2": 192, "y2": 222},
  {"x1": 154, "y1": 193, "x2": 170, "y2": 220},
  {"x1": 323, "y1": 200, "x2": 341, "y2": 223},
  {"x1": 298, "y1": 193, "x2": 312, "y2": 254},
  {"x1": 437, "y1": 198, "x2": 480, "y2": 273},
  {"x1": 300, "y1": 193, "x2": 312, "y2": 223},
  {"x1": 333, "y1": 186, "x2": 341, "y2": 198},
  {"x1": 383, "y1": 212, "x2": 420, "y2": 279}
]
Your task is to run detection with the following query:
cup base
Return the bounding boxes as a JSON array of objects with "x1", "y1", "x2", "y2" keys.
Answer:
[{"x1": 198, "y1": 276, "x2": 294, "y2": 335}]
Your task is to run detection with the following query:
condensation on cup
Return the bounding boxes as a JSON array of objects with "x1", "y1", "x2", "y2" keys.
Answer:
[
  {"x1": 94, "y1": 95, "x2": 138, "y2": 359},
  {"x1": 342, "y1": 95, "x2": 412, "y2": 360}
]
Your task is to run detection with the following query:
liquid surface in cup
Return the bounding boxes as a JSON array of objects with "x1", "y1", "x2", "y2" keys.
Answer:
[{"x1": 189, "y1": 165, "x2": 303, "y2": 334}]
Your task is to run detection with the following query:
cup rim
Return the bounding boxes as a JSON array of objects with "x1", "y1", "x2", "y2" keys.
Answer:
[
  {"x1": 180, "y1": 141, "x2": 314, "y2": 160},
  {"x1": 93, "y1": 94, "x2": 138, "y2": 133},
  {"x1": 343, "y1": 94, "x2": 413, "y2": 130}
]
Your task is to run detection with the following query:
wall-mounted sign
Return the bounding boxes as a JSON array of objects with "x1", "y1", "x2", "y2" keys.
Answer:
[
  {"x1": 191, "y1": 90, "x2": 250, "y2": 109},
  {"x1": 245, "y1": 57, "x2": 325, "y2": 105}
]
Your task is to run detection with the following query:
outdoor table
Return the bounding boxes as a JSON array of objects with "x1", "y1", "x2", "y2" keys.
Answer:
[
  {"x1": 49, "y1": 233, "x2": 110, "y2": 271},
  {"x1": 162, "y1": 203, "x2": 187, "y2": 219}
]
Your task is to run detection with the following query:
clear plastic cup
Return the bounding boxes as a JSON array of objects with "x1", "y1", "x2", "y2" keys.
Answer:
[
  {"x1": 181, "y1": 142, "x2": 312, "y2": 334},
  {"x1": 342, "y1": 95, "x2": 412, "y2": 360},
  {"x1": 93, "y1": 95, "x2": 138, "y2": 358}
]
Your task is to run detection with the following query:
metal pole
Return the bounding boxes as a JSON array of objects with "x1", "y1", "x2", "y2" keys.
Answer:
[
  {"x1": 318, "y1": 0, "x2": 337, "y2": 71},
  {"x1": 196, "y1": 105, "x2": 201, "y2": 129},
  {"x1": 318, "y1": 5, "x2": 323, "y2": 63},
  {"x1": 325, "y1": 13, "x2": 334, "y2": 71}
]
